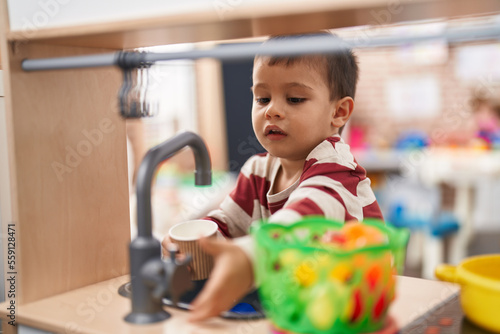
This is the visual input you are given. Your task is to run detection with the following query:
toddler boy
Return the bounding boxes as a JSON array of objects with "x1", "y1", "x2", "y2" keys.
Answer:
[{"x1": 163, "y1": 32, "x2": 383, "y2": 321}]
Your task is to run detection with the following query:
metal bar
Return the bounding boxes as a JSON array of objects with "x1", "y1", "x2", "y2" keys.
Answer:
[
  {"x1": 22, "y1": 53, "x2": 118, "y2": 71},
  {"x1": 21, "y1": 21, "x2": 500, "y2": 71}
]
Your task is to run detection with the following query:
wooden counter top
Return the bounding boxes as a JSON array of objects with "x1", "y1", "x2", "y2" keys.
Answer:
[{"x1": 0, "y1": 275, "x2": 459, "y2": 334}]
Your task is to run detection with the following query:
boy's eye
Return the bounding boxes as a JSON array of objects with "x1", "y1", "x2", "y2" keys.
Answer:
[
  {"x1": 256, "y1": 98, "x2": 270, "y2": 104},
  {"x1": 288, "y1": 97, "x2": 305, "y2": 104}
]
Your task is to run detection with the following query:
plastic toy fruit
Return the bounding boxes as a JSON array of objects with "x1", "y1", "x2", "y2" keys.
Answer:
[
  {"x1": 252, "y1": 217, "x2": 409, "y2": 334},
  {"x1": 321, "y1": 222, "x2": 388, "y2": 250}
]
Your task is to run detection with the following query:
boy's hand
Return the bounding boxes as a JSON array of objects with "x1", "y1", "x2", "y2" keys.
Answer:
[
  {"x1": 188, "y1": 237, "x2": 254, "y2": 322},
  {"x1": 161, "y1": 235, "x2": 190, "y2": 266},
  {"x1": 161, "y1": 235, "x2": 175, "y2": 258}
]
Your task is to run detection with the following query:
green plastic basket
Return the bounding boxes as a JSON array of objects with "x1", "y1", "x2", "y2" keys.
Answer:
[{"x1": 251, "y1": 217, "x2": 410, "y2": 334}]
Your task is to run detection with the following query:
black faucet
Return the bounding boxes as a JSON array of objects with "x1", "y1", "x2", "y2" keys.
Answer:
[{"x1": 125, "y1": 131, "x2": 212, "y2": 324}]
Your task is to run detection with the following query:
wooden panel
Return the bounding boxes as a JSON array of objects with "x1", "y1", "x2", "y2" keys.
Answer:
[
  {"x1": 0, "y1": 96, "x2": 10, "y2": 329},
  {"x1": 3, "y1": 38, "x2": 131, "y2": 304},
  {"x1": 0, "y1": 70, "x2": 3, "y2": 96},
  {"x1": 1, "y1": 321, "x2": 16, "y2": 334},
  {"x1": 196, "y1": 59, "x2": 228, "y2": 171},
  {"x1": 0, "y1": 2, "x2": 19, "y2": 323},
  {"x1": 5, "y1": 0, "x2": 500, "y2": 50}
]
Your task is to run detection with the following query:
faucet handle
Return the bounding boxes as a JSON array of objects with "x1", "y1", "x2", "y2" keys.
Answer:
[
  {"x1": 142, "y1": 260, "x2": 169, "y2": 301},
  {"x1": 141, "y1": 254, "x2": 194, "y2": 304},
  {"x1": 167, "y1": 243, "x2": 179, "y2": 262}
]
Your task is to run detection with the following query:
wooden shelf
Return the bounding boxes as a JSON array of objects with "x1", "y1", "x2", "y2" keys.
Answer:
[{"x1": 6, "y1": 0, "x2": 500, "y2": 50}]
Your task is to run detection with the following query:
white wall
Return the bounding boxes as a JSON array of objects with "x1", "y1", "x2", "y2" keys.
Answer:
[
  {"x1": 8, "y1": 0, "x2": 210, "y2": 30},
  {"x1": 6, "y1": 0, "x2": 269, "y2": 31}
]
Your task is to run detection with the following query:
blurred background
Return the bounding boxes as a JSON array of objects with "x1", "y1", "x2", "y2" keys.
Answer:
[{"x1": 125, "y1": 15, "x2": 500, "y2": 280}]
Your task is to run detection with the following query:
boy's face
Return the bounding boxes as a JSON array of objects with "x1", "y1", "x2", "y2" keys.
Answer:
[{"x1": 251, "y1": 57, "x2": 338, "y2": 162}]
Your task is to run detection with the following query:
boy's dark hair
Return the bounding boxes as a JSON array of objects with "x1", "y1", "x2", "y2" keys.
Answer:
[{"x1": 256, "y1": 31, "x2": 359, "y2": 101}]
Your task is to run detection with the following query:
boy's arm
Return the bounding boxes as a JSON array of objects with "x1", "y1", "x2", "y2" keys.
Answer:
[
  {"x1": 204, "y1": 155, "x2": 267, "y2": 238},
  {"x1": 203, "y1": 193, "x2": 252, "y2": 238}
]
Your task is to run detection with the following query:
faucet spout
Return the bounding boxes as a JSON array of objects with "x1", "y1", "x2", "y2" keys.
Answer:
[
  {"x1": 125, "y1": 131, "x2": 212, "y2": 324},
  {"x1": 136, "y1": 131, "x2": 212, "y2": 237}
]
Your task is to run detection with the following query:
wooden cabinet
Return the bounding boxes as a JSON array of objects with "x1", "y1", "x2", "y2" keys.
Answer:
[{"x1": 0, "y1": 40, "x2": 131, "y2": 306}]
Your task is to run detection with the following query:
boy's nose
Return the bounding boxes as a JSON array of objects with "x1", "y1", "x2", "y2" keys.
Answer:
[{"x1": 265, "y1": 103, "x2": 284, "y2": 119}]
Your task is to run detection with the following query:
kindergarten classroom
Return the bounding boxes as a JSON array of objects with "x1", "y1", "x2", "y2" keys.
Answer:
[{"x1": 1, "y1": 1, "x2": 500, "y2": 334}]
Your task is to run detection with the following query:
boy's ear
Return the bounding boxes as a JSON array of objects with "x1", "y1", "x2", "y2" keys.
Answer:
[{"x1": 331, "y1": 97, "x2": 354, "y2": 128}]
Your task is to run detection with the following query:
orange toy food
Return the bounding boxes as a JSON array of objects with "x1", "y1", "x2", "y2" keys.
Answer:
[{"x1": 321, "y1": 222, "x2": 388, "y2": 250}]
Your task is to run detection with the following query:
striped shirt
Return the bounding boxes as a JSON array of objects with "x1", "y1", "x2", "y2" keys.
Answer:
[{"x1": 206, "y1": 135, "x2": 383, "y2": 237}]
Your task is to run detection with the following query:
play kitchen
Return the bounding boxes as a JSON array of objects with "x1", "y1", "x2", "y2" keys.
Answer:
[
  {"x1": 0, "y1": 123, "x2": 495, "y2": 333},
  {"x1": 2, "y1": 2, "x2": 500, "y2": 334},
  {"x1": 120, "y1": 126, "x2": 412, "y2": 331},
  {"x1": 0, "y1": 127, "x2": 494, "y2": 334}
]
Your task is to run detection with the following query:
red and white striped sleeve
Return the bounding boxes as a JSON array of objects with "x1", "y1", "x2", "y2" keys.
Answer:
[{"x1": 205, "y1": 154, "x2": 271, "y2": 238}]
